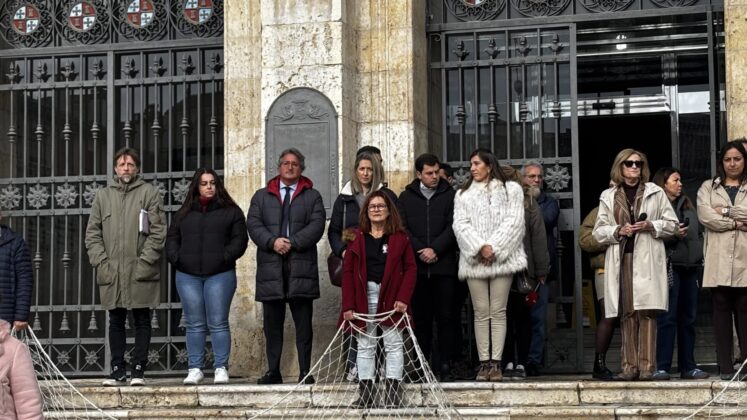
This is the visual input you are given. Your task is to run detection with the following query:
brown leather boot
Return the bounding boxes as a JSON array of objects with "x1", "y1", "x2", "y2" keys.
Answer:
[
  {"x1": 488, "y1": 361, "x2": 503, "y2": 382},
  {"x1": 475, "y1": 362, "x2": 491, "y2": 381}
]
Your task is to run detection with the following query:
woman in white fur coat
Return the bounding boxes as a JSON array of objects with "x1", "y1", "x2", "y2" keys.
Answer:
[{"x1": 453, "y1": 149, "x2": 527, "y2": 382}]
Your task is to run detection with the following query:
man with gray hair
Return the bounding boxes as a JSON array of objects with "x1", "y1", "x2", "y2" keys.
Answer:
[
  {"x1": 521, "y1": 161, "x2": 559, "y2": 377},
  {"x1": 247, "y1": 148, "x2": 325, "y2": 385}
]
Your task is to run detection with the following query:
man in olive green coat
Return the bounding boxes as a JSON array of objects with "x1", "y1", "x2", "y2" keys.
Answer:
[{"x1": 85, "y1": 147, "x2": 166, "y2": 387}]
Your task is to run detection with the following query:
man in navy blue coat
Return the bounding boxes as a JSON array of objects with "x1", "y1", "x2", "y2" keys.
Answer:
[
  {"x1": 522, "y1": 162, "x2": 559, "y2": 377},
  {"x1": 0, "y1": 213, "x2": 33, "y2": 332}
]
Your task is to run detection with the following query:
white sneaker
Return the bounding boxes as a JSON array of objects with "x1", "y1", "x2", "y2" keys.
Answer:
[
  {"x1": 129, "y1": 377, "x2": 146, "y2": 386},
  {"x1": 183, "y1": 368, "x2": 204, "y2": 385},
  {"x1": 213, "y1": 367, "x2": 229, "y2": 384}
]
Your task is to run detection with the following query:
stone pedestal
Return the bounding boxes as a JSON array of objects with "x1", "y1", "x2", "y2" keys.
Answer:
[{"x1": 224, "y1": 0, "x2": 426, "y2": 377}]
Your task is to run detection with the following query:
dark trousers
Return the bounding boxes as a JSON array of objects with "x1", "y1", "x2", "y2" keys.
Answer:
[
  {"x1": 711, "y1": 286, "x2": 747, "y2": 374},
  {"x1": 656, "y1": 267, "x2": 699, "y2": 373},
  {"x1": 262, "y1": 298, "x2": 313, "y2": 373},
  {"x1": 503, "y1": 291, "x2": 531, "y2": 367},
  {"x1": 109, "y1": 307, "x2": 151, "y2": 370},
  {"x1": 412, "y1": 274, "x2": 456, "y2": 364}
]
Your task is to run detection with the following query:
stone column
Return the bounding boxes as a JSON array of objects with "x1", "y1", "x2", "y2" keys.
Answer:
[
  {"x1": 224, "y1": 0, "x2": 425, "y2": 377},
  {"x1": 354, "y1": 0, "x2": 428, "y2": 192},
  {"x1": 726, "y1": 0, "x2": 747, "y2": 140},
  {"x1": 223, "y1": 0, "x2": 265, "y2": 376}
]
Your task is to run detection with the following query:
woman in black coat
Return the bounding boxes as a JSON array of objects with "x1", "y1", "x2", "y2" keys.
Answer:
[{"x1": 166, "y1": 168, "x2": 248, "y2": 385}]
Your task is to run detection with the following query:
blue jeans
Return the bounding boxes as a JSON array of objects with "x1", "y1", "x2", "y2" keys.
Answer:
[
  {"x1": 656, "y1": 267, "x2": 699, "y2": 372},
  {"x1": 176, "y1": 269, "x2": 237, "y2": 369},
  {"x1": 528, "y1": 282, "x2": 549, "y2": 365}
]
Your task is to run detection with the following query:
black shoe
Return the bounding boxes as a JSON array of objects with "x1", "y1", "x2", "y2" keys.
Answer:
[
  {"x1": 721, "y1": 372, "x2": 736, "y2": 381},
  {"x1": 130, "y1": 364, "x2": 146, "y2": 386},
  {"x1": 298, "y1": 371, "x2": 315, "y2": 384},
  {"x1": 525, "y1": 362, "x2": 541, "y2": 377},
  {"x1": 257, "y1": 371, "x2": 283, "y2": 384},
  {"x1": 439, "y1": 363, "x2": 454, "y2": 382},
  {"x1": 592, "y1": 353, "x2": 614, "y2": 381},
  {"x1": 102, "y1": 365, "x2": 127, "y2": 386},
  {"x1": 384, "y1": 379, "x2": 403, "y2": 408},
  {"x1": 353, "y1": 380, "x2": 376, "y2": 408}
]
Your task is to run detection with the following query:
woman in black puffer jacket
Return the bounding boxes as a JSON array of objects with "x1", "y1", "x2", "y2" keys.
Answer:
[{"x1": 166, "y1": 168, "x2": 248, "y2": 386}]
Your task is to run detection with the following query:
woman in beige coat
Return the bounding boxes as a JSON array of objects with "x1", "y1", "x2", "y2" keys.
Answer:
[
  {"x1": 593, "y1": 149, "x2": 678, "y2": 380},
  {"x1": 697, "y1": 141, "x2": 747, "y2": 380},
  {"x1": 0, "y1": 319, "x2": 44, "y2": 420}
]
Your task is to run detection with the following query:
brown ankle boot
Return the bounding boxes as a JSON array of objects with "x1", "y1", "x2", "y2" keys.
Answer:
[
  {"x1": 475, "y1": 362, "x2": 491, "y2": 381},
  {"x1": 488, "y1": 361, "x2": 503, "y2": 382}
]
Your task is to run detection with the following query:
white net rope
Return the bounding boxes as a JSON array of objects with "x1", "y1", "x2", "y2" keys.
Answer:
[
  {"x1": 684, "y1": 358, "x2": 747, "y2": 419},
  {"x1": 14, "y1": 327, "x2": 116, "y2": 419},
  {"x1": 250, "y1": 311, "x2": 462, "y2": 419}
]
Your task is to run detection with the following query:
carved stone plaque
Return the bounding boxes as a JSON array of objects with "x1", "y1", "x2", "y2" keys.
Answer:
[{"x1": 265, "y1": 87, "x2": 338, "y2": 218}]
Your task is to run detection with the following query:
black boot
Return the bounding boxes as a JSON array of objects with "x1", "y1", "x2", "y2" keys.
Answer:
[
  {"x1": 592, "y1": 352, "x2": 614, "y2": 381},
  {"x1": 439, "y1": 362, "x2": 454, "y2": 382},
  {"x1": 384, "y1": 379, "x2": 403, "y2": 408},
  {"x1": 353, "y1": 380, "x2": 376, "y2": 408}
]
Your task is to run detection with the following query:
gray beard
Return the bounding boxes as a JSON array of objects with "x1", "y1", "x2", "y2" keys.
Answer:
[
  {"x1": 119, "y1": 174, "x2": 134, "y2": 184},
  {"x1": 528, "y1": 185, "x2": 541, "y2": 199}
]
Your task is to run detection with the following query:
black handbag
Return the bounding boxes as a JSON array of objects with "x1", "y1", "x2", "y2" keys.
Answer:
[
  {"x1": 328, "y1": 203, "x2": 347, "y2": 287},
  {"x1": 513, "y1": 270, "x2": 537, "y2": 294}
]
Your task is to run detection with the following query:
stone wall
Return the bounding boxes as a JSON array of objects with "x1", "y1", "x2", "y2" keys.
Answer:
[
  {"x1": 224, "y1": 0, "x2": 426, "y2": 378},
  {"x1": 726, "y1": 0, "x2": 747, "y2": 141}
]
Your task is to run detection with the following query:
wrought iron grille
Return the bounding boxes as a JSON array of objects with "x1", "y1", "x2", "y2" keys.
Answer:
[
  {"x1": 429, "y1": 0, "x2": 721, "y2": 22},
  {"x1": 0, "y1": 0, "x2": 223, "y2": 376},
  {"x1": 429, "y1": 27, "x2": 573, "y2": 192}
]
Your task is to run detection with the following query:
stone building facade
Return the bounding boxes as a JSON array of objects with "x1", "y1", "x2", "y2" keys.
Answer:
[{"x1": 225, "y1": 0, "x2": 737, "y2": 377}]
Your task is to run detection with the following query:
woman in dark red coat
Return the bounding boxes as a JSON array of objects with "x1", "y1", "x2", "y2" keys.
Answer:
[{"x1": 338, "y1": 191, "x2": 417, "y2": 408}]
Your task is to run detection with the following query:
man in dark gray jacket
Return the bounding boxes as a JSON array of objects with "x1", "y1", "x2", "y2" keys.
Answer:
[{"x1": 247, "y1": 148, "x2": 325, "y2": 385}]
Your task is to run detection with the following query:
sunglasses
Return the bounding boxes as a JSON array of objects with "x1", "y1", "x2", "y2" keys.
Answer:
[{"x1": 622, "y1": 160, "x2": 644, "y2": 168}]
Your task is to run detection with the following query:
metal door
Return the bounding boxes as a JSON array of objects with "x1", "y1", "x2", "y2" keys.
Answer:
[
  {"x1": 0, "y1": 0, "x2": 223, "y2": 376},
  {"x1": 428, "y1": 23, "x2": 584, "y2": 371}
]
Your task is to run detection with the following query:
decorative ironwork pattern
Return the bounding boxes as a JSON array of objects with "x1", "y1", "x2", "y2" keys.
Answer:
[
  {"x1": 445, "y1": 0, "x2": 504, "y2": 21},
  {"x1": 544, "y1": 163, "x2": 571, "y2": 192},
  {"x1": 511, "y1": 0, "x2": 572, "y2": 17},
  {"x1": 112, "y1": 0, "x2": 167, "y2": 41},
  {"x1": 57, "y1": 0, "x2": 108, "y2": 44},
  {"x1": 1, "y1": 0, "x2": 53, "y2": 48},
  {"x1": 172, "y1": 0, "x2": 223, "y2": 37},
  {"x1": 650, "y1": 0, "x2": 698, "y2": 7},
  {"x1": 579, "y1": 0, "x2": 635, "y2": 12},
  {"x1": 0, "y1": 0, "x2": 224, "y2": 48}
]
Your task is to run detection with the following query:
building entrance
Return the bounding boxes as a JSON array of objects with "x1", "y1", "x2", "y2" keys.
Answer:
[
  {"x1": 578, "y1": 114, "x2": 672, "y2": 218},
  {"x1": 427, "y1": 1, "x2": 725, "y2": 372}
]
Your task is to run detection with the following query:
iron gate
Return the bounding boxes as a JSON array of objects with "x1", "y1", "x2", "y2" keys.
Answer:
[
  {"x1": 0, "y1": 0, "x2": 223, "y2": 376},
  {"x1": 427, "y1": 0, "x2": 724, "y2": 372}
]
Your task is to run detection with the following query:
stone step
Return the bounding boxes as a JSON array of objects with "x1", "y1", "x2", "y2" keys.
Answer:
[
  {"x1": 55, "y1": 378, "x2": 747, "y2": 418},
  {"x1": 46, "y1": 406, "x2": 747, "y2": 419}
]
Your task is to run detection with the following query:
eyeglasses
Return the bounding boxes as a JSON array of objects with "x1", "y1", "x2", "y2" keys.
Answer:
[
  {"x1": 368, "y1": 204, "x2": 388, "y2": 211},
  {"x1": 622, "y1": 160, "x2": 644, "y2": 168}
]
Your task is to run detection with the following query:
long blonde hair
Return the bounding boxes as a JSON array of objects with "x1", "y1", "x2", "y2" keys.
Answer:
[{"x1": 350, "y1": 151, "x2": 384, "y2": 195}]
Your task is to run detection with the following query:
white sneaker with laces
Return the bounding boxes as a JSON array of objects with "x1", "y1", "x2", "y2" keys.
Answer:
[
  {"x1": 214, "y1": 367, "x2": 229, "y2": 384},
  {"x1": 183, "y1": 368, "x2": 204, "y2": 385}
]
